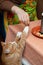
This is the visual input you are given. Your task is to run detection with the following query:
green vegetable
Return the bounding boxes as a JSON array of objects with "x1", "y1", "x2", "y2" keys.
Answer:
[
  {"x1": 34, "y1": 16, "x2": 38, "y2": 20},
  {"x1": 32, "y1": 1, "x2": 37, "y2": 7},
  {"x1": 30, "y1": 14, "x2": 34, "y2": 21},
  {"x1": 19, "y1": 1, "x2": 38, "y2": 21},
  {"x1": 13, "y1": 14, "x2": 19, "y2": 24},
  {"x1": 19, "y1": 4, "x2": 24, "y2": 9}
]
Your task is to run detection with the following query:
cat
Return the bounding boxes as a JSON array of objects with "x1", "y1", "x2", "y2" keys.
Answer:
[{"x1": 1, "y1": 26, "x2": 29, "y2": 65}]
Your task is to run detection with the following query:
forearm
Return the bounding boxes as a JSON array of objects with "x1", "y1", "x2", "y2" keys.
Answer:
[{"x1": 0, "y1": 0, "x2": 14, "y2": 11}]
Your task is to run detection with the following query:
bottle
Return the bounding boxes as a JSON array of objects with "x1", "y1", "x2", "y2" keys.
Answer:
[{"x1": 40, "y1": 12, "x2": 43, "y2": 34}]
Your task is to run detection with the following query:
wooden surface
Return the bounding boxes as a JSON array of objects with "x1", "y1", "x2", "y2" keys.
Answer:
[{"x1": 6, "y1": 20, "x2": 43, "y2": 65}]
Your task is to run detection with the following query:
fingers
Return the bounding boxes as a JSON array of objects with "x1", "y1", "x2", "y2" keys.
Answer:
[
  {"x1": 19, "y1": 11, "x2": 29, "y2": 25},
  {"x1": 22, "y1": 12, "x2": 30, "y2": 25},
  {"x1": 16, "y1": 8, "x2": 30, "y2": 25},
  {"x1": 11, "y1": 6, "x2": 30, "y2": 25}
]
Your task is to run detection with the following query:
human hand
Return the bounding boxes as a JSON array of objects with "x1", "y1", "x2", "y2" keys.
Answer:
[{"x1": 11, "y1": 6, "x2": 30, "y2": 25}]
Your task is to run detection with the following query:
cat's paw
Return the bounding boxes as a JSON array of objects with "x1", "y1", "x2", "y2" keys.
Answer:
[
  {"x1": 16, "y1": 32, "x2": 22, "y2": 38},
  {"x1": 23, "y1": 26, "x2": 29, "y2": 34}
]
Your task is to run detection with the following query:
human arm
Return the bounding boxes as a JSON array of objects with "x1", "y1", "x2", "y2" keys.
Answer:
[{"x1": 0, "y1": 0, "x2": 29, "y2": 25}]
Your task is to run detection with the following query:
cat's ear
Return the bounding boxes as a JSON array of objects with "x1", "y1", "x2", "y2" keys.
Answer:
[{"x1": 1, "y1": 42, "x2": 6, "y2": 46}]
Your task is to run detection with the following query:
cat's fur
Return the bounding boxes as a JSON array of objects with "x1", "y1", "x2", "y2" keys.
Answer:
[{"x1": 1, "y1": 26, "x2": 29, "y2": 65}]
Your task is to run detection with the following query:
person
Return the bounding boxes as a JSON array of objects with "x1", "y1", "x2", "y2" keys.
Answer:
[
  {"x1": 0, "y1": 0, "x2": 29, "y2": 40},
  {"x1": 36, "y1": 0, "x2": 43, "y2": 19},
  {"x1": 0, "y1": 0, "x2": 30, "y2": 60}
]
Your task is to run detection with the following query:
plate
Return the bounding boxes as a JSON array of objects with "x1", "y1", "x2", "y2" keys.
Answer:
[{"x1": 32, "y1": 26, "x2": 43, "y2": 39}]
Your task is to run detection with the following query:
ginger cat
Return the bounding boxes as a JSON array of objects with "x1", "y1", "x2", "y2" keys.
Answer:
[{"x1": 1, "y1": 26, "x2": 29, "y2": 65}]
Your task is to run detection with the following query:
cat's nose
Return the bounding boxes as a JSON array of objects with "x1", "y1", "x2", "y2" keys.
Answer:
[{"x1": 4, "y1": 49, "x2": 10, "y2": 54}]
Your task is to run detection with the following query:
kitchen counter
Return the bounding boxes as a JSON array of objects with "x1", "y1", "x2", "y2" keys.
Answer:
[{"x1": 6, "y1": 20, "x2": 43, "y2": 65}]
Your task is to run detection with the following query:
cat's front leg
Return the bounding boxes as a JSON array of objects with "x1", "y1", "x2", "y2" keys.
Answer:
[
  {"x1": 17, "y1": 26, "x2": 29, "y2": 54},
  {"x1": 15, "y1": 32, "x2": 22, "y2": 43}
]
